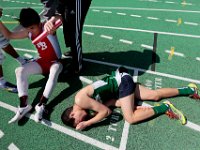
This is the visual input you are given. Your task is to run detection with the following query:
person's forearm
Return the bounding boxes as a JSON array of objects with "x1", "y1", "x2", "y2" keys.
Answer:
[
  {"x1": 86, "y1": 109, "x2": 111, "y2": 126},
  {"x1": 0, "y1": 21, "x2": 27, "y2": 39},
  {"x1": 0, "y1": 21, "x2": 12, "y2": 38}
]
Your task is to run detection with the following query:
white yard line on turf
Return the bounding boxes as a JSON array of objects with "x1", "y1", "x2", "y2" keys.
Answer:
[
  {"x1": 0, "y1": 130, "x2": 4, "y2": 139},
  {"x1": 84, "y1": 24, "x2": 200, "y2": 38},
  {"x1": 3, "y1": 7, "x2": 42, "y2": 10},
  {"x1": 119, "y1": 70, "x2": 138, "y2": 150},
  {"x1": 141, "y1": 44, "x2": 153, "y2": 50},
  {"x1": 15, "y1": 48, "x2": 37, "y2": 53},
  {"x1": 165, "y1": 50, "x2": 185, "y2": 57},
  {"x1": 119, "y1": 121, "x2": 130, "y2": 150},
  {"x1": 90, "y1": 7, "x2": 200, "y2": 14},
  {"x1": 8, "y1": 143, "x2": 19, "y2": 150},
  {"x1": 0, "y1": 101, "x2": 118, "y2": 150}
]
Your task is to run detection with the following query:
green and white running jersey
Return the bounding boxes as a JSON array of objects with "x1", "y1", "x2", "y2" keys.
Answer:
[{"x1": 92, "y1": 75, "x2": 119, "y2": 103}]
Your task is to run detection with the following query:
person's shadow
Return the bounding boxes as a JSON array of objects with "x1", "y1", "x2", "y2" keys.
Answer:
[{"x1": 81, "y1": 49, "x2": 160, "y2": 77}]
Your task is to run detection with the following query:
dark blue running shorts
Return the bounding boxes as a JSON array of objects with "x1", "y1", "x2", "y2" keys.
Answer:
[{"x1": 119, "y1": 75, "x2": 136, "y2": 98}]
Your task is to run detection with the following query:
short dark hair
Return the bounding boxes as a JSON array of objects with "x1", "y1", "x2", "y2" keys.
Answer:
[
  {"x1": 61, "y1": 106, "x2": 75, "y2": 128},
  {"x1": 61, "y1": 107, "x2": 91, "y2": 128},
  {"x1": 19, "y1": 8, "x2": 40, "y2": 27},
  {"x1": 118, "y1": 66, "x2": 128, "y2": 73}
]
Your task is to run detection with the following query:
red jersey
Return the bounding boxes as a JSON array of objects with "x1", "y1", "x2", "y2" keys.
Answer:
[
  {"x1": 28, "y1": 27, "x2": 62, "y2": 74},
  {"x1": 29, "y1": 29, "x2": 62, "y2": 63}
]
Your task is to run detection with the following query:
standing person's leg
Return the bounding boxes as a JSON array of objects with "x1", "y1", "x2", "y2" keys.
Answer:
[
  {"x1": 34, "y1": 62, "x2": 63, "y2": 122},
  {"x1": 8, "y1": 62, "x2": 42, "y2": 123},
  {"x1": 63, "y1": 0, "x2": 91, "y2": 73}
]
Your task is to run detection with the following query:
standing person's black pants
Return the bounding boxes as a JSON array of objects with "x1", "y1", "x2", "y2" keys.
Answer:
[
  {"x1": 60, "y1": 0, "x2": 92, "y2": 73},
  {"x1": 41, "y1": 0, "x2": 92, "y2": 73}
]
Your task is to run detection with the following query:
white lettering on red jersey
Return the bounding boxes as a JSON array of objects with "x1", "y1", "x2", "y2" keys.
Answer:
[{"x1": 29, "y1": 28, "x2": 62, "y2": 62}]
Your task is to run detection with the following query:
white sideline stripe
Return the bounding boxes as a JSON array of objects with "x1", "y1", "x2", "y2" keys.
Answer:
[
  {"x1": 165, "y1": 1, "x2": 175, "y2": 4},
  {"x1": 103, "y1": 11, "x2": 112, "y2": 13},
  {"x1": 119, "y1": 122, "x2": 130, "y2": 150},
  {"x1": 92, "y1": 9, "x2": 100, "y2": 12},
  {"x1": 0, "y1": 101, "x2": 118, "y2": 150},
  {"x1": 84, "y1": 24, "x2": 200, "y2": 38},
  {"x1": 100, "y1": 35, "x2": 113, "y2": 40},
  {"x1": 117, "y1": 13, "x2": 126, "y2": 15},
  {"x1": 185, "y1": 122, "x2": 200, "y2": 132},
  {"x1": 23, "y1": 53, "x2": 33, "y2": 59},
  {"x1": 184, "y1": 22, "x2": 198, "y2": 26},
  {"x1": 147, "y1": 0, "x2": 160, "y2": 3},
  {"x1": 84, "y1": 31, "x2": 94, "y2": 35},
  {"x1": 119, "y1": 39, "x2": 133, "y2": 44},
  {"x1": 147, "y1": 17, "x2": 159, "y2": 20},
  {"x1": 196, "y1": 57, "x2": 200, "y2": 61},
  {"x1": 3, "y1": 0, "x2": 42, "y2": 5},
  {"x1": 90, "y1": 7, "x2": 200, "y2": 14},
  {"x1": 13, "y1": 47, "x2": 200, "y2": 84},
  {"x1": 181, "y1": 2, "x2": 192, "y2": 6},
  {"x1": 165, "y1": 50, "x2": 185, "y2": 57},
  {"x1": 165, "y1": 19, "x2": 177, "y2": 23},
  {"x1": 141, "y1": 0, "x2": 160, "y2": 2},
  {"x1": 0, "y1": 130, "x2": 4, "y2": 139},
  {"x1": 141, "y1": 44, "x2": 153, "y2": 50},
  {"x1": 15, "y1": 48, "x2": 37, "y2": 53},
  {"x1": 3, "y1": 7, "x2": 42, "y2": 10},
  {"x1": 8, "y1": 143, "x2": 19, "y2": 150},
  {"x1": 130, "y1": 14, "x2": 141, "y2": 18}
]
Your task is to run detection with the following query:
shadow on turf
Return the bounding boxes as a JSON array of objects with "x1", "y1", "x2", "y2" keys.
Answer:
[{"x1": 81, "y1": 49, "x2": 160, "y2": 76}]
